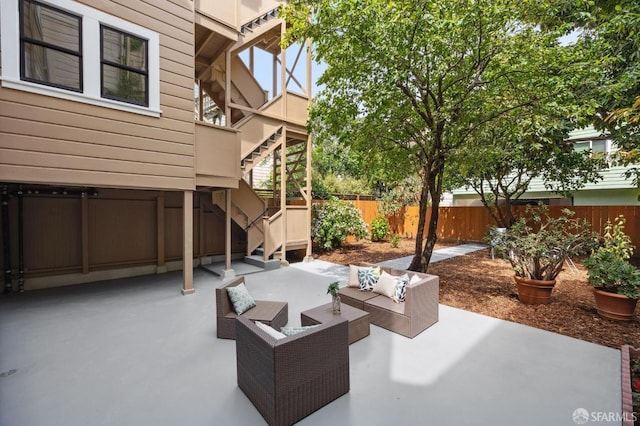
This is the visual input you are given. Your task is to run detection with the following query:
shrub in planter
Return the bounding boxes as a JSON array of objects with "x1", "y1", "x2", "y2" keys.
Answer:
[
  {"x1": 492, "y1": 204, "x2": 597, "y2": 281},
  {"x1": 583, "y1": 216, "x2": 640, "y2": 321},
  {"x1": 492, "y1": 204, "x2": 598, "y2": 304},
  {"x1": 583, "y1": 251, "x2": 640, "y2": 299},
  {"x1": 311, "y1": 197, "x2": 369, "y2": 250},
  {"x1": 371, "y1": 216, "x2": 390, "y2": 242}
]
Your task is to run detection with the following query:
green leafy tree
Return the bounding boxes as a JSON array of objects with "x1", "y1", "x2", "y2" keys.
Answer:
[
  {"x1": 452, "y1": 112, "x2": 604, "y2": 228},
  {"x1": 552, "y1": 0, "x2": 640, "y2": 184},
  {"x1": 283, "y1": 0, "x2": 597, "y2": 272},
  {"x1": 607, "y1": 96, "x2": 640, "y2": 186}
]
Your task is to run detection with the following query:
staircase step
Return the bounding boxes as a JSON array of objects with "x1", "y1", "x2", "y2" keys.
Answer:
[
  {"x1": 244, "y1": 255, "x2": 281, "y2": 271},
  {"x1": 199, "y1": 261, "x2": 265, "y2": 277}
]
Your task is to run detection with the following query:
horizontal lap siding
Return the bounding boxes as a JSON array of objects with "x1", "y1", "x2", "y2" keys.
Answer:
[{"x1": 0, "y1": 0, "x2": 196, "y2": 191}]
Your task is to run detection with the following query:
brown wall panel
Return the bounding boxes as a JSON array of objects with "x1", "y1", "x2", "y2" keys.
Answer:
[
  {"x1": 23, "y1": 196, "x2": 83, "y2": 273},
  {"x1": 164, "y1": 207, "x2": 183, "y2": 261},
  {"x1": 89, "y1": 199, "x2": 157, "y2": 267}
]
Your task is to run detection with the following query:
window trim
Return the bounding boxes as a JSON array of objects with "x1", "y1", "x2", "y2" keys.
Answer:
[{"x1": 1, "y1": 0, "x2": 160, "y2": 117}]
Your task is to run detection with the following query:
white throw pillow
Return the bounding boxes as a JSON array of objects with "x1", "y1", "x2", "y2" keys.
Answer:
[
  {"x1": 348, "y1": 265, "x2": 366, "y2": 287},
  {"x1": 409, "y1": 274, "x2": 422, "y2": 285},
  {"x1": 255, "y1": 321, "x2": 286, "y2": 339},
  {"x1": 373, "y1": 271, "x2": 399, "y2": 298}
]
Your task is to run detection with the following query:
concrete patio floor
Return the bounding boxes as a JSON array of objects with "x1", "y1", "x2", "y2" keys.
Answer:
[{"x1": 0, "y1": 257, "x2": 622, "y2": 426}]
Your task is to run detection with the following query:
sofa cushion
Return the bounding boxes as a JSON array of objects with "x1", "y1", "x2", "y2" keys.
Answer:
[
  {"x1": 255, "y1": 320, "x2": 286, "y2": 339},
  {"x1": 227, "y1": 283, "x2": 256, "y2": 315},
  {"x1": 366, "y1": 294, "x2": 405, "y2": 315},
  {"x1": 348, "y1": 264, "x2": 379, "y2": 287},
  {"x1": 373, "y1": 271, "x2": 399, "y2": 298},
  {"x1": 392, "y1": 274, "x2": 410, "y2": 303},
  {"x1": 358, "y1": 268, "x2": 380, "y2": 291},
  {"x1": 409, "y1": 274, "x2": 423, "y2": 285},
  {"x1": 338, "y1": 286, "x2": 380, "y2": 307}
]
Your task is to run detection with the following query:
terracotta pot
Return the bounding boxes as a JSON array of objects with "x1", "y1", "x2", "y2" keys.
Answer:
[
  {"x1": 593, "y1": 289, "x2": 638, "y2": 322},
  {"x1": 514, "y1": 276, "x2": 556, "y2": 305}
]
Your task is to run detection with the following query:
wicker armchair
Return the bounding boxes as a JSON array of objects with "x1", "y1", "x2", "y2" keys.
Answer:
[
  {"x1": 235, "y1": 316, "x2": 350, "y2": 426},
  {"x1": 215, "y1": 276, "x2": 288, "y2": 339}
]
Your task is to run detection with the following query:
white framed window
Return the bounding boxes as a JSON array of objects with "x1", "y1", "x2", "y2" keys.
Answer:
[
  {"x1": 574, "y1": 139, "x2": 611, "y2": 155},
  {"x1": 1, "y1": 0, "x2": 160, "y2": 117}
]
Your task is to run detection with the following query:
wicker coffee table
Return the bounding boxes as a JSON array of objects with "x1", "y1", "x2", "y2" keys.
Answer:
[{"x1": 301, "y1": 302, "x2": 370, "y2": 344}]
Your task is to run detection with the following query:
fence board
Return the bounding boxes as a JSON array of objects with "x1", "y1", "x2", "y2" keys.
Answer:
[{"x1": 328, "y1": 200, "x2": 639, "y2": 253}]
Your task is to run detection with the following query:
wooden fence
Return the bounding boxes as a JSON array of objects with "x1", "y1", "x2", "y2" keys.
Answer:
[{"x1": 339, "y1": 200, "x2": 640, "y2": 251}]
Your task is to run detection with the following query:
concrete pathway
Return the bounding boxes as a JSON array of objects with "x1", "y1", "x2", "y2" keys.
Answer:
[
  {"x1": 0, "y1": 247, "x2": 622, "y2": 426},
  {"x1": 378, "y1": 242, "x2": 488, "y2": 269}
]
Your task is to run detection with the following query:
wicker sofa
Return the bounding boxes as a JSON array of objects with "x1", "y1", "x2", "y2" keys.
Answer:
[
  {"x1": 215, "y1": 276, "x2": 288, "y2": 339},
  {"x1": 235, "y1": 316, "x2": 350, "y2": 426},
  {"x1": 338, "y1": 263, "x2": 439, "y2": 338}
]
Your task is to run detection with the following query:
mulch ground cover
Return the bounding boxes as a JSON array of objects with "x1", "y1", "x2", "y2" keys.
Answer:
[{"x1": 313, "y1": 238, "x2": 640, "y2": 349}]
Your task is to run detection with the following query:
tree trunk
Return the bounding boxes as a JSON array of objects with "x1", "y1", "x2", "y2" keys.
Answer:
[
  {"x1": 409, "y1": 167, "x2": 442, "y2": 273},
  {"x1": 408, "y1": 173, "x2": 429, "y2": 271}
]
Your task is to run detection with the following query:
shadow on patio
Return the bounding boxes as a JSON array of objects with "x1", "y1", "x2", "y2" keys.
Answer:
[{"x1": 0, "y1": 260, "x2": 621, "y2": 426}]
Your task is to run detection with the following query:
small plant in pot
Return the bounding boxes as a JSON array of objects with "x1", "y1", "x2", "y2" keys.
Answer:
[
  {"x1": 583, "y1": 216, "x2": 640, "y2": 321},
  {"x1": 492, "y1": 204, "x2": 598, "y2": 305},
  {"x1": 327, "y1": 281, "x2": 341, "y2": 314}
]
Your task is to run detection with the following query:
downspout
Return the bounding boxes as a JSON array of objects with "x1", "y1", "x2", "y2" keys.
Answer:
[
  {"x1": 17, "y1": 187, "x2": 25, "y2": 292},
  {"x1": 2, "y1": 185, "x2": 11, "y2": 293}
]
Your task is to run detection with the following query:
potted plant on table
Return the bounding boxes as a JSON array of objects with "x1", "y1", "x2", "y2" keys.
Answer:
[
  {"x1": 583, "y1": 216, "x2": 640, "y2": 321},
  {"x1": 492, "y1": 204, "x2": 597, "y2": 305},
  {"x1": 327, "y1": 281, "x2": 341, "y2": 314}
]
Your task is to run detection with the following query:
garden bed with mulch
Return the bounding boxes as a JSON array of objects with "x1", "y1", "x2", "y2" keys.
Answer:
[{"x1": 313, "y1": 238, "x2": 640, "y2": 349}]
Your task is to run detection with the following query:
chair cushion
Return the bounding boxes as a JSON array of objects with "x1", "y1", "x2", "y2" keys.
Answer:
[
  {"x1": 227, "y1": 283, "x2": 256, "y2": 315},
  {"x1": 280, "y1": 325, "x2": 320, "y2": 336},
  {"x1": 255, "y1": 321, "x2": 286, "y2": 339}
]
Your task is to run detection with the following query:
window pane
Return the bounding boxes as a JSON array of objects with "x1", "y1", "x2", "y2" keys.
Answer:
[
  {"x1": 102, "y1": 27, "x2": 147, "y2": 71},
  {"x1": 574, "y1": 142, "x2": 590, "y2": 153},
  {"x1": 23, "y1": 42, "x2": 81, "y2": 90},
  {"x1": 592, "y1": 140, "x2": 607, "y2": 153},
  {"x1": 102, "y1": 64, "x2": 147, "y2": 105},
  {"x1": 22, "y1": 1, "x2": 80, "y2": 52}
]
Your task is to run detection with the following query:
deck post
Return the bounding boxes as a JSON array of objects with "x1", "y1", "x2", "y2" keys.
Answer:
[
  {"x1": 182, "y1": 190, "x2": 194, "y2": 295},
  {"x1": 221, "y1": 188, "x2": 235, "y2": 278}
]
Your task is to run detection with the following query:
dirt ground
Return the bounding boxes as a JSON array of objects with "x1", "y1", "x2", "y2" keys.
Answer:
[{"x1": 313, "y1": 238, "x2": 640, "y2": 349}]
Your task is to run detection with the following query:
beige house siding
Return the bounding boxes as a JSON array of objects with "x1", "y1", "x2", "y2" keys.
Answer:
[
  {"x1": 0, "y1": 0, "x2": 196, "y2": 191},
  {"x1": 0, "y1": 0, "x2": 311, "y2": 292}
]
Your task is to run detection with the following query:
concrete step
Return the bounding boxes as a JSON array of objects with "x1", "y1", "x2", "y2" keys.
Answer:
[{"x1": 244, "y1": 255, "x2": 281, "y2": 271}]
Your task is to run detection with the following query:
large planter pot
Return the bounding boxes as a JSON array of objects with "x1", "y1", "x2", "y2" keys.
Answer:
[
  {"x1": 514, "y1": 276, "x2": 556, "y2": 305},
  {"x1": 593, "y1": 289, "x2": 638, "y2": 322}
]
